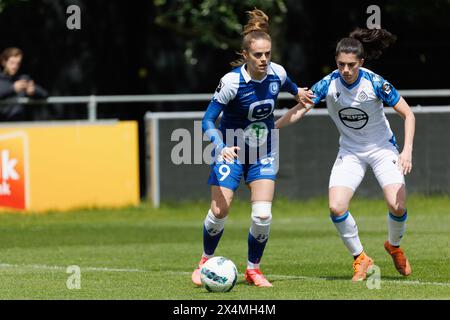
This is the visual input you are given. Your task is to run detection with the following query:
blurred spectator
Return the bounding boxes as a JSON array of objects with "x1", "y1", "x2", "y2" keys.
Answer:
[{"x1": 0, "y1": 47, "x2": 48, "y2": 121}]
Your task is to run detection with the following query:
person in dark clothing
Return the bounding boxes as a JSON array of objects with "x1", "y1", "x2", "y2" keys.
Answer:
[{"x1": 0, "y1": 47, "x2": 48, "y2": 121}]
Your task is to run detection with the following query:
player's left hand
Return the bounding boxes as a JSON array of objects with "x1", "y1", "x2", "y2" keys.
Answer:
[{"x1": 398, "y1": 149, "x2": 413, "y2": 175}]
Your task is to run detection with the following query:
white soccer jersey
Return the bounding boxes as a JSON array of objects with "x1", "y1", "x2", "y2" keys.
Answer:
[{"x1": 311, "y1": 67, "x2": 401, "y2": 152}]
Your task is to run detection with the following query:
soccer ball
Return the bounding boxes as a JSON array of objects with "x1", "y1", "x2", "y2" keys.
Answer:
[{"x1": 200, "y1": 256, "x2": 238, "y2": 292}]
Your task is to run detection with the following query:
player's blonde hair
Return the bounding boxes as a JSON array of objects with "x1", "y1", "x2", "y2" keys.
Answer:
[{"x1": 230, "y1": 8, "x2": 271, "y2": 67}]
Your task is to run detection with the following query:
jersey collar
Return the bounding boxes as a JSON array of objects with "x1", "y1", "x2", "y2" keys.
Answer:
[
  {"x1": 241, "y1": 63, "x2": 274, "y2": 83},
  {"x1": 339, "y1": 69, "x2": 363, "y2": 90}
]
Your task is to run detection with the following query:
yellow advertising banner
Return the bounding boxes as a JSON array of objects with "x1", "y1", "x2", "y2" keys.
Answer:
[{"x1": 0, "y1": 121, "x2": 139, "y2": 213}]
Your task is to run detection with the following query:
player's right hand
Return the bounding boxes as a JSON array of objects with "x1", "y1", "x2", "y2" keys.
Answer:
[
  {"x1": 221, "y1": 146, "x2": 240, "y2": 163},
  {"x1": 298, "y1": 87, "x2": 315, "y2": 106}
]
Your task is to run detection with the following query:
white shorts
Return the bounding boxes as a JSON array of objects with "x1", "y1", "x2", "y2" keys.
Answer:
[{"x1": 329, "y1": 145, "x2": 405, "y2": 191}]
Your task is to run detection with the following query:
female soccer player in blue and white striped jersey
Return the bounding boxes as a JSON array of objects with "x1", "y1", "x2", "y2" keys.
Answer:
[
  {"x1": 191, "y1": 9, "x2": 314, "y2": 287},
  {"x1": 276, "y1": 28, "x2": 415, "y2": 282}
]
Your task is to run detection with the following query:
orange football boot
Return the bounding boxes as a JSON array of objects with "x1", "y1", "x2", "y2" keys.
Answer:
[
  {"x1": 352, "y1": 252, "x2": 374, "y2": 282},
  {"x1": 244, "y1": 268, "x2": 273, "y2": 287},
  {"x1": 384, "y1": 241, "x2": 412, "y2": 276},
  {"x1": 191, "y1": 256, "x2": 209, "y2": 286}
]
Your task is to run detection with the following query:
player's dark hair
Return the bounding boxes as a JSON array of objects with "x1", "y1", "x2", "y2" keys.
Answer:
[
  {"x1": 336, "y1": 28, "x2": 397, "y2": 60},
  {"x1": 230, "y1": 8, "x2": 271, "y2": 67}
]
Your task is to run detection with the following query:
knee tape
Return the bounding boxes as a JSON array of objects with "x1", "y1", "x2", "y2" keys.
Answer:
[
  {"x1": 250, "y1": 201, "x2": 272, "y2": 242},
  {"x1": 251, "y1": 201, "x2": 272, "y2": 224}
]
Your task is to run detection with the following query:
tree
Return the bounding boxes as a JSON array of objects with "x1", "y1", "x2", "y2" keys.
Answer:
[
  {"x1": 0, "y1": 0, "x2": 29, "y2": 13},
  {"x1": 153, "y1": 0, "x2": 288, "y2": 61}
]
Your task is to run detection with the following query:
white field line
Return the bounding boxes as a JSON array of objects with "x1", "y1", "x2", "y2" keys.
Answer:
[
  {"x1": 0, "y1": 263, "x2": 145, "y2": 273},
  {"x1": 0, "y1": 263, "x2": 449, "y2": 287}
]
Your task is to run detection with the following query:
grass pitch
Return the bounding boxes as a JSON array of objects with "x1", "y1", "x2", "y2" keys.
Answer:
[{"x1": 0, "y1": 195, "x2": 449, "y2": 299}]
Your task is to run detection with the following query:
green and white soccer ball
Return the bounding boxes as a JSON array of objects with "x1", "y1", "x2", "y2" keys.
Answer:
[{"x1": 200, "y1": 256, "x2": 238, "y2": 292}]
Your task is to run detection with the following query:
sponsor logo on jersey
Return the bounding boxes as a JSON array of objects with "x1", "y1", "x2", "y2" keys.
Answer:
[
  {"x1": 260, "y1": 156, "x2": 275, "y2": 165},
  {"x1": 269, "y1": 82, "x2": 279, "y2": 95},
  {"x1": 358, "y1": 90, "x2": 368, "y2": 102},
  {"x1": 247, "y1": 99, "x2": 275, "y2": 121},
  {"x1": 244, "y1": 122, "x2": 268, "y2": 147},
  {"x1": 242, "y1": 90, "x2": 255, "y2": 97},
  {"x1": 338, "y1": 107, "x2": 369, "y2": 129},
  {"x1": 382, "y1": 82, "x2": 392, "y2": 94},
  {"x1": 216, "y1": 80, "x2": 224, "y2": 93}
]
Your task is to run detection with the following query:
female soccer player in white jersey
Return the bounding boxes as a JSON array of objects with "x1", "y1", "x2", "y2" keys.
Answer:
[
  {"x1": 191, "y1": 9, "x2": 314, "y2": 287},
  {"x1": 276, "y1": 28, "x2": 415, "y2": 281}
]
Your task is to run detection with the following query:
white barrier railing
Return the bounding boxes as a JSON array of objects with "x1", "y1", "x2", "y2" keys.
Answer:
[
  {"x1": 1, "y1": 89, "x2": 449, "y2": 121},
  {"x1": 144, "y1": 104, "x2": 450, "y2": 207}
]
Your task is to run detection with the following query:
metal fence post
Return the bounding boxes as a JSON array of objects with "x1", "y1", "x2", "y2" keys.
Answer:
[
  {"x1": 145, "y1": 113, "x2": 160, "y2": 208},
  {"x1": 88, "y1": 95, "x2": 97, "y2": 121}
]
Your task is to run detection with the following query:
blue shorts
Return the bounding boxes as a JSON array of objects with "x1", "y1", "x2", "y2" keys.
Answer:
[{"x1": 208, "y1": 154, "x2": 278, "y2": 191}]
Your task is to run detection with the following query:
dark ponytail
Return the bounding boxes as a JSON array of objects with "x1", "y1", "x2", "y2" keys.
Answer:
[{"x1": 336, "y1": 28, "x2": 397, "y2": 60}]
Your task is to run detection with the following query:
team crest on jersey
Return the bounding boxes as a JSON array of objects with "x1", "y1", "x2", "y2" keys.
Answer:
[
  {"x1": 244, "y1": 122, "x2": 268, "y2": 147},
  {"x1": 338, "y1": 107, "x2": 369, "y2": 129},
  {"x1": 382, "y1": 82, "x2": 392, "y2": 94},
  {"x1": 358, "y1": 91, "x2": 368, "y2": 102},
  {"x1": 216, "y1": 80, "x2": 224, "y2": 93},
  {"x1": 269, "y1": 82, "x2": 279, "y2": 95}
]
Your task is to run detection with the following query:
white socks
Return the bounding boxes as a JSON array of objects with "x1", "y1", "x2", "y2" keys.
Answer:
[
  {"x1": 331, "y1": 209, "x2": 408, "y2": 257},
  {"x1": 331, "y1": 211, "x2": 364, "y2": 257},
  {"x1": 388, "y1": 211, "x2": 407, "y2": 247},
  {"x1": 204, "y1": 209, "x2": 226, "y2": 236},
  {"x1": 247, "y1": 261, "x2": 260, "y2": 270},
  {"x1": 203, "y1": 209, "x2": 227, "y2": 257}
]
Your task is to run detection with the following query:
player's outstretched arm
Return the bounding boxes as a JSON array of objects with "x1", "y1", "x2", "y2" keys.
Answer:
[
  {"x1": 393, "y1": 97, "x2": 415, "y2": 175},
  {"x1": 275, "y1": 102, "x2": 313, "y2": 129},
  {"x1": 295, "y1": 87, "x2": 316, "y2": 105}
]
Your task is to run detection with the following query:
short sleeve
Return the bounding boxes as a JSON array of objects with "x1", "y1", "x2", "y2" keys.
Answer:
[
  {"x1": 369, "y1": 73, "x2": 401, "y2": 107},
  {"x1": 212, "y1": 72, "x2": 239, "y2": 105},
  {"x1": 270, "y1": 62, "x2": 298, "y2": 96},
  {"x1": 311, "y1": 73, "x2": 334, "y2": 104}
]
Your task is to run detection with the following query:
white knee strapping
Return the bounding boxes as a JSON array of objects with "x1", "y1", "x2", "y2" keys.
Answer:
[{"x1": 250, "y1": 201, "x2": 272, "y2": 243}]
